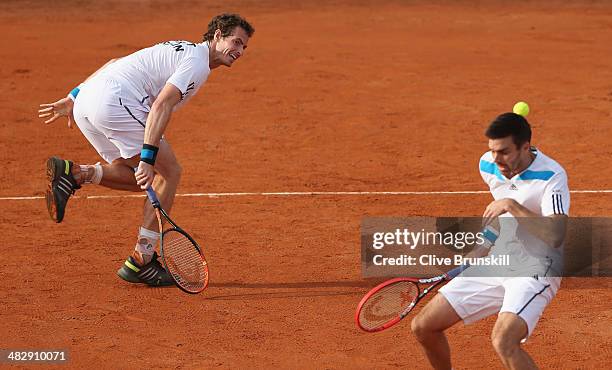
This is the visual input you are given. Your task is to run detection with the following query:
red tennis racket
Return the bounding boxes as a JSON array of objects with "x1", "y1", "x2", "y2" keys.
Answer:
[
  {"x1": 355, "y1": 264, "x2": 468, "y2": 332},
  {"x1": 146, "y1": 187, "x2": 209, "y2": 294}
]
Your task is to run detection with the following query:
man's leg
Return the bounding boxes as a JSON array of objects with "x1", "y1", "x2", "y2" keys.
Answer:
[
  {"x1": 492, "y1": 276, "x2": 556, "y2": 370},
  {"x1": 45, "y1": 136, "x2": 142, "y2": 222},
  {"x1": 77, "y1": 139, "x2": 181, "y2": 260},
  {"x1": 491, "y1": 313, "x2": 538, "y2": 370},
  {"x1": 46, "y1": 155, "x2": 142, "y2": 222},
  {"x1": 130, "y1": 140, "x2": 181, "y2": 261},
  {"x1": 97, "y1": 159, "x2": 140, "y2": 191},
  {"x1": 60, "y1": 88, "x2": 182, "y2": 285},
  {"x1": 141, "y1": 139, "x2": 182, "y2": 231},
  {"x1": 47, "y1": 143, "x2": 181, "y2": 285},
  {"x1": 411, "y1": 294, "x2": 462, "y2": 370},
  {"x1": 115, "y1": 140, "x2": 181, "y2": 286},
  {"x1": 69, "y1": 139, "x2": 180, "y2": 232},
  {"x1": 68, "y1": 158, "x2": 140, "y2": 192}
]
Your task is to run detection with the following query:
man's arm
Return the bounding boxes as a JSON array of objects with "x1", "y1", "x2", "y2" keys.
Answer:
[
  {"x1": 143, "y1": 83, "x2": 182, "y2": 146},
  {"x1": 506, "y1": 200, "x2": 568, "y2": 248},
  {"x1": 134, "y1": 83, "x2": 182, "y2": 189},
  {"x1": 483, "y1": 199, "x2": 568, "y2": 248}
]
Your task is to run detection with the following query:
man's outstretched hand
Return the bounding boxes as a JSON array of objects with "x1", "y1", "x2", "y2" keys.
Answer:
[{"x1": 39, "y1": 97, "x2": 75, "y2": 128}]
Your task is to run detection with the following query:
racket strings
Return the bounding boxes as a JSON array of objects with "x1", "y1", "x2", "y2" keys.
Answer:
[
  {"x1": 359, "y1": 281, "x2": 419, "y2": 331},
  {"x1": 163, "y1": 230, "x2": 208, "y2": 292}
]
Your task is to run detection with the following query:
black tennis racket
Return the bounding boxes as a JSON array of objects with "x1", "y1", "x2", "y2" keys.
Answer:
[
  {"x1": 146, "y1": 187, "x2": 209, "y2": 294},
  {"x1": 355, "y1": 264, "x2": 469, "y2": 332}
]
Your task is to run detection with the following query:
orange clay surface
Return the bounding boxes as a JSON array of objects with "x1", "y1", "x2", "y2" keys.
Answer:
[{"x1": 1, "y1": 1, "x2": 611, "y2": 368}]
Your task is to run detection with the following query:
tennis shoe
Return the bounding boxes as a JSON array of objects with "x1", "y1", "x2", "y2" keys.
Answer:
[
  {"x1": 45, "y1": 156, "x2": 81, "y2": 223},
  {"x1": 117, "y1": 252, "x2": 174, "y2": 286}
]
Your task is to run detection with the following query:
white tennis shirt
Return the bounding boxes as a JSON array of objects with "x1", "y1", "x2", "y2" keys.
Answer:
[
  {"x1": 99, "y1": 40, "x2": 211, "y2": 111},
  {"x1": 479, "y1": 148, "x2": 570, "y2": 279}
]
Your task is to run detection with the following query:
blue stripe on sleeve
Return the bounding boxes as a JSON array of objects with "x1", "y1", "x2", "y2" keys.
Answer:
[
  {"x1": 479, "y1": 160, "x2": 504, "y2": 180},
  {"x1": 518, "y1": 170, "x2": 555, "y2": 181}
]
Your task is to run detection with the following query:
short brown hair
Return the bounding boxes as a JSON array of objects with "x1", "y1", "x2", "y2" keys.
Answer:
[{"x1": 203, "y1": 13, "x2": 254, "y2": 42}]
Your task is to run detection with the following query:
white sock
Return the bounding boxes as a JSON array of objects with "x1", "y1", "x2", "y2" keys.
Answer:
[
  {"x1": 91, "y1": 163, "x2": 103, "y2": 184},
  {"x1": 78, "y1": 163, "x2": 103, "y2": 185},
  {"x1": 135, "y1": 227, "x2": 159, "y2": 256}
]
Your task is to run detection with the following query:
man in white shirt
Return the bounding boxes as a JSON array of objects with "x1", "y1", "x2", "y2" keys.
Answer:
[
  {"x1": 411, "y1": 112, "x2": 569, "y2": 369},
  {"x1": 38, "y1": 13, "x2": 254, "y2": 286}
]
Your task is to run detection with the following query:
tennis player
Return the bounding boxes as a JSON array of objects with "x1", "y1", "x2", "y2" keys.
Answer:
[
  {"x1": 411, "y1": 113, "x2": 570, "y2": 369},
  {"x1": 38, "y1": 13, "x2": 254, "y2": 286}
]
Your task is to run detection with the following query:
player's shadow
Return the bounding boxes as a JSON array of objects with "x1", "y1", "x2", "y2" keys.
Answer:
[{"x1": 206, "y1": 280, "x2": 377, "y2": 300}]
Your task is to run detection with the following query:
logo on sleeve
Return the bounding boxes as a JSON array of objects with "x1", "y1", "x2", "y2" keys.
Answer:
[
  {"x1": 552, "y1": 193, "x2": 565, "y2": 215},
  {"x1": 181, "y1": 82, "x2": 196, "y2": 100}
]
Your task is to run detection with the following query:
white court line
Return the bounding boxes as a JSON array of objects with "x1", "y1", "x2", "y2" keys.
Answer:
[{"x1": 1, "y1": 189, "x2": 612, "y2": 201}]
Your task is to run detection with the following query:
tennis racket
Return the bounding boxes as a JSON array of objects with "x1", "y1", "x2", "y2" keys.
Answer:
[
  {"x1": 355, "y1": 264, "x2": 469, "y2": 332},
  {"x1": 146, "y1": 187, "x2": 209, "y2": 294}
]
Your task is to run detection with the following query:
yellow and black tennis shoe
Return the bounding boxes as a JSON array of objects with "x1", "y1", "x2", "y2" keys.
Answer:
[
  {"x1": 117, "y1": 252, "x2": 174, "y2": 286},
  {"x1": 45, "y1": 156, "x2": 81, "y2": 223}
]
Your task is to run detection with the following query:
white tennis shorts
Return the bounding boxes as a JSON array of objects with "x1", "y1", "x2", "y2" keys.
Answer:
[
  {"x1": 72, "y1": 76, "x2": 149, "y2": 163},
  {"x1": 439, "y1": 275, "x2": 559, "y2": 340}
]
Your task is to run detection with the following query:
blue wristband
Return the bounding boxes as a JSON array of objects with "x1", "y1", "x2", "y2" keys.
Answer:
[
  {"x1": 68, "y1": 86, "x2": 81, "y2": 101},
  {"x1": 481, "y1": 225, "x2": 499, "y2": 249},
  {"x1": 140, "y1": 144, "x2": 159, "y2": 165}
]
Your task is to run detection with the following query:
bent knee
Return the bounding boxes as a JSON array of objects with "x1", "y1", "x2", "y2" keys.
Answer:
[
  {"x1": 411, "y1": 314, "x2": 434, "y2": 341},
  {"x1": 491, "y1": 331, "x2": 520, "y2": 358},
  {"x1": 491, "y1": 313, "x2": 527, "y2": 358}
]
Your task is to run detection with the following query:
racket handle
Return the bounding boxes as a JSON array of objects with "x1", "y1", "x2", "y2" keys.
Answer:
[
  {"x1": 145, "y1": 187, "x2": 160, "y2": 207},
  {"x1": 446, "y1": 263, "x2": 470, "y2": 279}
]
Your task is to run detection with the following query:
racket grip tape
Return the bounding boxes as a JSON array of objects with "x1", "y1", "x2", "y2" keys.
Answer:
[{"x1": 145, "y1": 187, "x2": 160, "y2": 207}]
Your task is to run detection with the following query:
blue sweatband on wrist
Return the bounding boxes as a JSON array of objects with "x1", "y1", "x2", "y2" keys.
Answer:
[
  {"x1": 140, "y1": 144, "x2": 159, "y2": 165},
  {"x1": 481, "y1": 225, "x2": 499, "y2": 249},
  {"x1": 67, "y1": 86, "x2": 81, "y2": 101}
]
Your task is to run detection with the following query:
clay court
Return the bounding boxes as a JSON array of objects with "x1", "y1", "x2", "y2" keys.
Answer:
[{"x1": 1, "y1": 0, "x2": 611, "y2": 368}]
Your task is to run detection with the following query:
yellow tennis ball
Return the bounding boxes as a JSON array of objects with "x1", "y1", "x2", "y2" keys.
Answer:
[{"x1": 513, "y1": 101, "x2": 530, "y2": 117}]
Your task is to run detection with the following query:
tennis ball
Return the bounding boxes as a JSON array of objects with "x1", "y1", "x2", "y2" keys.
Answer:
[{"x1": 513, "y1": 101, "x2": 530, "y2": 117}]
